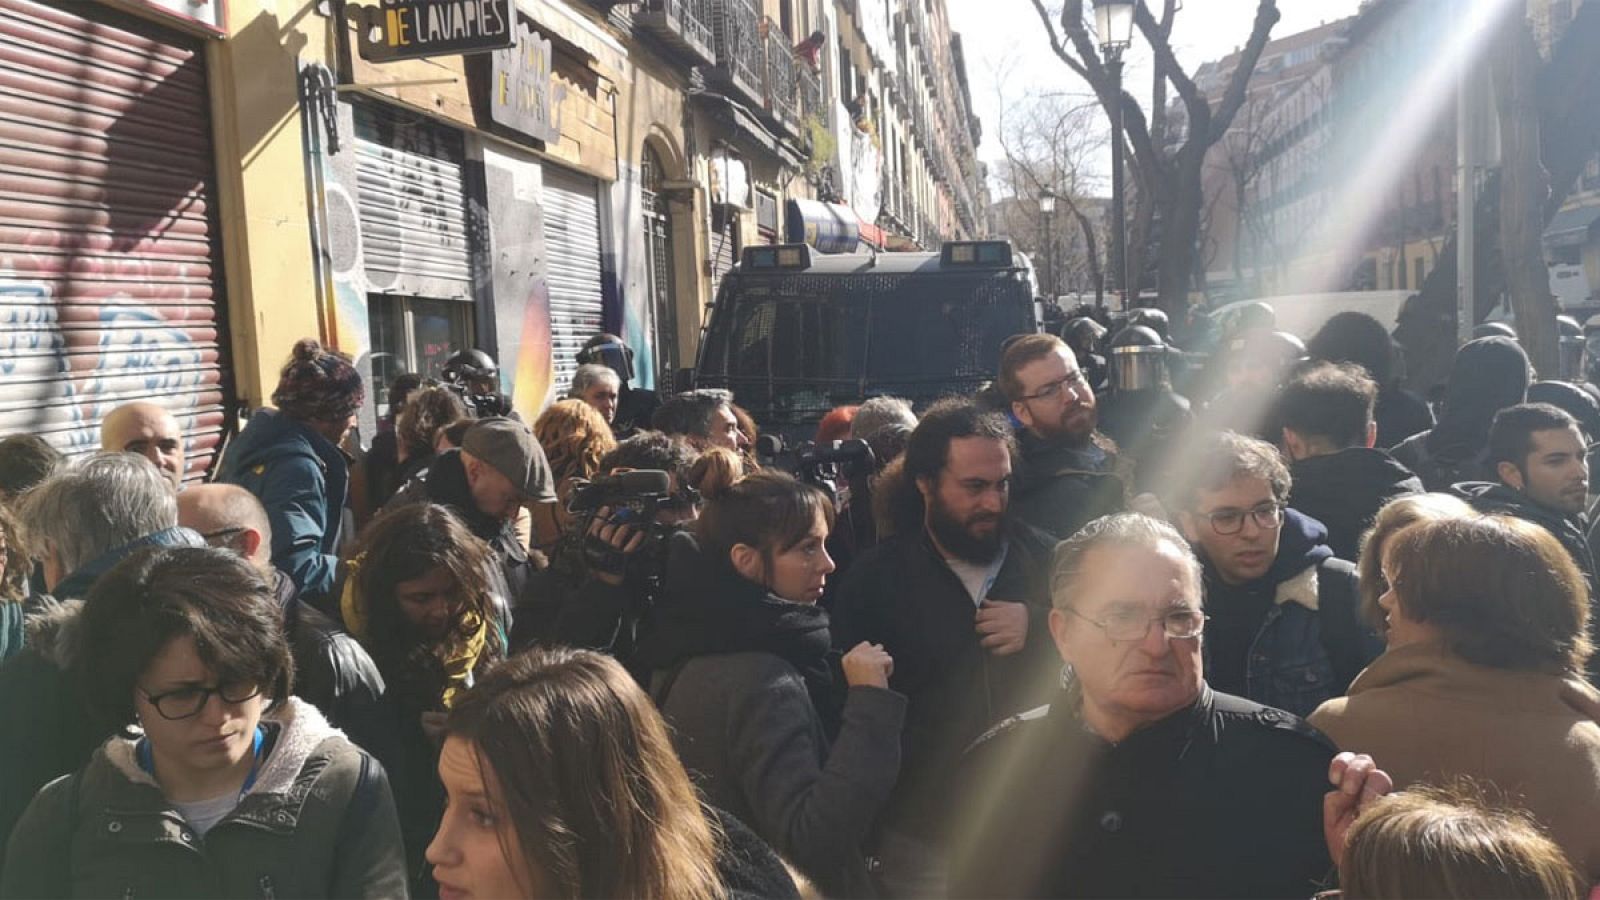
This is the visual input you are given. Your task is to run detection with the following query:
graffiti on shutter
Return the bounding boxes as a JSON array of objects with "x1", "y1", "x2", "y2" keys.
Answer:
[
  {"x1": 543, "y1": 165, "x2": 604, "y2": 394},
  {"x1": 0, "y1": 0, "x2": 230, "y2": 481}
]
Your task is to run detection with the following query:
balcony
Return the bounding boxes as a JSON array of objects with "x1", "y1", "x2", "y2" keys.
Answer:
[
  {"x1": 637, "y1": 0, "x2": 716, "y2": 68},
  {"x1": 709, "y1": 0, "x2": 764, "y2": 106},
  {"x1": 761, "y1": 19, "x2": 800, "y2": 132},
  {"x1": 798, "y1": 64, "x2": 823, "y2": 124}
]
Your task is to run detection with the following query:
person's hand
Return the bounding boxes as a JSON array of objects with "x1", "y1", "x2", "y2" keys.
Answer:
[
  {"x1": 1322, "y1": 751, "x2": 1394, "y2": 865},
  {"x1": 842, "y1": 641, "x2": 894, "y2": 689},
  {"x1": 976, "y1": 600, "x2": 1029, "y2": 656},
  {"x1": 584, "y1": 506, "x2": 647, "y2": 586},
  {"x1": 1560, "y1": 678, "x2": 1600, "y2": 725}
]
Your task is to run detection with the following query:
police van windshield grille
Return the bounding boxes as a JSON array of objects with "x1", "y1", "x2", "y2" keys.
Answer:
[{"x1": 699, "y1": 272, "x2": 1033, "y2": 423}]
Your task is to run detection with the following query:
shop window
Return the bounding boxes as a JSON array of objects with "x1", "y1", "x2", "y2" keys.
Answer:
[{"x1": 368, "y1": 294, "x2": 475, "y2": 418}]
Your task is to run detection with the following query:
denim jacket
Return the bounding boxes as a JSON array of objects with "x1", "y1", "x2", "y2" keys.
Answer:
[{"x1": 1203, "y1": 512, "x2": 1379, "y2": 718}]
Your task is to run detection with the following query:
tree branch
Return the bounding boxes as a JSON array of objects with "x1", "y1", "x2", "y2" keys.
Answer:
[
  {"x1": 1208, "y1": 0, "x2": 1282, "y2": 145},
  {"x1": 1026, "y1": 0, "x2": 1092, "y2": 82},
  {"x1": 1135, "y1": 3, "x2": 1203, "y2": 118}
]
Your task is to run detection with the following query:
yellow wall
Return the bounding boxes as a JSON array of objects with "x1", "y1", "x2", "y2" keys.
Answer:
[{"x1": 207, "y1": 0, "x2": 327, "y2": 407}]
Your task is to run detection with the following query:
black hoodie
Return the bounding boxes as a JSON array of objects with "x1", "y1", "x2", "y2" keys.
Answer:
[
  {"x1": 1288, "y1": 448, "x2": 1424, "y2": 560},
  {"x1": 1391, "y1": 337, "x2": 1530, "y2": 490}
]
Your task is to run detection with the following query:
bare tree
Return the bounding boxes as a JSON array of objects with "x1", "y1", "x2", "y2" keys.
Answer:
[
  {"x1": 991, "y1": 76, "x2": 1109, "y2": 303},
  {"x1": 1396, "y1": 0, "x2": 1600, "y2": 388},
  {"x1": 1027, "y1": 0, "x2": 1281, "y2": 317}
]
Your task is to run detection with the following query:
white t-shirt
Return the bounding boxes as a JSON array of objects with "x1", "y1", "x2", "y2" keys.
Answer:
[
  {"x1": 175, "y1": 791, "x2": 242, "y2": 837},
  {"x1": 944, "y1": 543, "x2": 1008, "y2": 607}
]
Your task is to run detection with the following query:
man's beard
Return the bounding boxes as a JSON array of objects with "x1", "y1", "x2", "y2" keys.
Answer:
[
  {"x1": 1039, "y1": 405, "x2": 1097, "y2": 448},
  {"x1": 928, "y1": 494, "x2": 1005, "y2": 564}
]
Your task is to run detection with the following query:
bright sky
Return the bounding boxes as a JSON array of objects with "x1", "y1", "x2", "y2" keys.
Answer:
[{"x1": 950, "y1": 0, "x2": 1368, "y2": 194}]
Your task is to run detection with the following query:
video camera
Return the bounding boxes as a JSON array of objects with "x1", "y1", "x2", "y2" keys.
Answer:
[
  {"x1": 790, "y1": 438, "x2": 876, "y2": 512},
  {"x1": 444, "y1": 383, "x2": 514, "y2": 419},
  {"x1": 565, "y1": 469, "x2": 696, "y2": 586}
]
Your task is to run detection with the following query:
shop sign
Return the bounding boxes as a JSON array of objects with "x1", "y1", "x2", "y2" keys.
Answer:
[
  {"x1": 355, "y1": 0, "x2": 515, "y2": 63},
  {"x1": 489, "y1": 21, "x2": 564, "y2": 144}
]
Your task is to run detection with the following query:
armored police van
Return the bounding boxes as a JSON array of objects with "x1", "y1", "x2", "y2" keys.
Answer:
[{"x1": 692, "y1": 240, "x2": 1042, "y2": 440}]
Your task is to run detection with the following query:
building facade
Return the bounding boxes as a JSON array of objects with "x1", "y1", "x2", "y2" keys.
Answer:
[{"x1": 0, "y1": 0, "x2": 982, "y2": 467}]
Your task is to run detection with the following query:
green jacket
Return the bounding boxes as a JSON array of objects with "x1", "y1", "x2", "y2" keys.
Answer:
[{"x1": 0, "y1": 698, "x2": 408, "y2": 900}]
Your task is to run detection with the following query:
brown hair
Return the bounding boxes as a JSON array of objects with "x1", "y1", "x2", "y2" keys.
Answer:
[
  {"x1": 1356, "y1": 493, "x2": 1474, "y2": 633},
  {"x1": 697, "y1": 471, "x2": 834, "y2": 588},
  {"x1": 1385, "y1": 515, "x2": 1592, "y2": 675},
  {"x1": 997, "y1": 333, "x2": 1071, "y2": 402},
  {"x1": 1168, "y1": 430, "x2": 1291, "y2": 512},
  {"x1": 397, "y1": 385, "x2": 468, "y2": 461},
  {"x1": 351, "y1": 503, "x2": 506, "y2": 708},
  {"x1": 1341, "y1": 782, "x2": 1584, "y2": 899},
  {"x1": 0, "y1": 502, "x2": 27, "y2": 603},
  {"x1": 77, "y1": 546, "x2": 293, "y2": 731},
  {"x1": 687, "y1": 447, "x2": 745, "y2": 498},
  {"x1": 534, "y1": 399, "x2": 618, "y2": 485},
  {"x1": 446, "y1": 647, "x2": 723, "y2": 900}
]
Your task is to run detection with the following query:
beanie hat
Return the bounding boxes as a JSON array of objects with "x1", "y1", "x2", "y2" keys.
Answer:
[{"x1": 272, "y1": 338, "x2": 365, "y2": 422}]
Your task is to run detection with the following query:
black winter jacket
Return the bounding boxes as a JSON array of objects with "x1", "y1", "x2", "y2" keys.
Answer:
[
  {"x1": 948, "y1": 686, "x2": 1336, "y2": 898},
  {"x1": 1010, "y1": 431, "x2": 1125, "y2": 541},
  {"x1": 1288, "y1": 448, "x2": 1423, "y2": 561},
  {"x1": 272, "y1": 570, "x2": 386, "y2": 729},
  {"x1": 387, "y1": 449, "x2": 532, "y2": 613},
  {"x1": 830, "y1": 521, "x2": 1056, "y2": 842}
]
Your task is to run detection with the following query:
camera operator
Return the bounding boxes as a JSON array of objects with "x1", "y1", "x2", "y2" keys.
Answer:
[
  {"x1": 441, "y1": 348, "x2": 517, "y2": 420},
  {"x1": 519, "y1": 432, "x2": 700, "y2": 664}
]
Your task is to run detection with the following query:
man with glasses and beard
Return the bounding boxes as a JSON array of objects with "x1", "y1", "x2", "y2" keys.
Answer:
[
  {"x1": 1173, "y1": 431, "x2": 1380, "y2": 719},
  {"x1": 832, "y1": 398, "x2": 1056, "y2": 898},
  {"x1": 999, "y1": 334, "x2": 1125, "y2": 540}
]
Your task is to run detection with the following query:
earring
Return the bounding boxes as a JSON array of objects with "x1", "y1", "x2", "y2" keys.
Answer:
[{"x1": 1059, "y1": 662, "x2": 1076, "y2": 691}]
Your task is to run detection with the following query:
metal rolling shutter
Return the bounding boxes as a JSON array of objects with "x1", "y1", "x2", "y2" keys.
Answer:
[
  {"x1": 543, "y1": 165, "x2": 604, "y2": 391},
  {"x1": 353, "y1": 104, "x2": 473, "y2": 298},
  {"x1": 709, "y1": 207, "x2": 738, "y2": 297},
  {"x1": 0, "y1": 0, "x2": 229, "y2": 481}
]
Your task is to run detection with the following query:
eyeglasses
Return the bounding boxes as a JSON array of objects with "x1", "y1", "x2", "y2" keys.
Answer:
[
  {"x1": 140, "y1": 681, "x2": 263, "y2": 720},
  {"x1": 1065, "y1": 605, "x2": 1208, "y2": 642},
  {"x1": 1197, "y1": 501, "x2": 1283, "y2": 535},
  {"x1": 1019, "y1": 370, "x2": 1088, "y2": 402}
]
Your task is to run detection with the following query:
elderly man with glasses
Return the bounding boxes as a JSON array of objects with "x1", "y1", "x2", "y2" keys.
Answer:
[
  {"x1": 948, "y1": 512, "x2": 1393, "y2": 899},
  {"x1": 1172, "y1": 431, "x2": 1381, "y2": 718},
  {"x1": 998, "y1": 333, "x2": 1126, "y2": 541}
]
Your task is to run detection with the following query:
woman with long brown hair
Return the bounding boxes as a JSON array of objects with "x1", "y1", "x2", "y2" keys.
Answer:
[
  {"x1": 426, "y1": 646, "x2": 797, "y2": 900},
  {"x1": 342, "y1": 502, "x2": 509, "y2": 893}
]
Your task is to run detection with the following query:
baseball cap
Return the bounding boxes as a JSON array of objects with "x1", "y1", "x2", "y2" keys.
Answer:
[{"x1": 462, "y1": 417, "x2": 556, "y2": 503}]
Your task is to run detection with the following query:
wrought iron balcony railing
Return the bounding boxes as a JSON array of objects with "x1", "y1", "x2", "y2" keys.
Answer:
[
  {"x1": 709, "y1": 0, "x2": 763, "y2": 106},
  {"x1": 636, "y1": 0, "x2": 716, "y2": 68},
  {"x1": 798, "y1": 63, "x2": 822, "y2": 124},
  {"x1": 761, "y1": 20, "x2": 800, "y2": 131}
]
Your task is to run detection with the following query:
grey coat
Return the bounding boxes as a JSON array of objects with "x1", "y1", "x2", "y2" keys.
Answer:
[
  {"x1": 653, "y1": 651, "x2": 907, "y2": 898},
  {"x1": 1, "y1": 698, "x2": 408, "y2": 900}
]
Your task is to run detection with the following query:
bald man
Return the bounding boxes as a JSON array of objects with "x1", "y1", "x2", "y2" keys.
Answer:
[
  {"x1": 101, "y1": 402, "x2": 185, "y2": 490},
  {"x1": 177, "y1": 484, "x2": 383, "y2": 727}
]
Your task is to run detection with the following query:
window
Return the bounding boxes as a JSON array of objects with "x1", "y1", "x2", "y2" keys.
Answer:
[{"x1": 368, "y1": 294, "x2": 474, "y2": 417}]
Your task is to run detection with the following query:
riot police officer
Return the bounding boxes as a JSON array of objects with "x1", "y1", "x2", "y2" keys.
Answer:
[{"x1": 442, "y1": 348, "x2": 516, "y2": 419}]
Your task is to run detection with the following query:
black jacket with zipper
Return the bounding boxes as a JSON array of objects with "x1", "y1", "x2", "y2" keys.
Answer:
[
  {"x1": 830, "y1": 520, "x2": 1055, "y2": 842},
  {"x1": 1287, "y1": 447, "x2": 1423, "y2": 561}
]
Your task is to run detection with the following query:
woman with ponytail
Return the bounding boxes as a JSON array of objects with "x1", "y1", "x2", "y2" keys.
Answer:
[{"x1": 634, "y1": 471, "x2": 906, "y2": 897}]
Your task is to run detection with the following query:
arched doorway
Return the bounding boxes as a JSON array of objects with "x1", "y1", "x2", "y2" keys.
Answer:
[{"x1": 641, "y1": 143, "x2": 679, "y2": 387}]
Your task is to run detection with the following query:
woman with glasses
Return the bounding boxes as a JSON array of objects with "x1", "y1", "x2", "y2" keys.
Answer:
[
  {"x1": 1310, "y1": 514, "x2": 1600, "y2": 884},
  {"x1": 949, "y1": 513, "x2": 1392, "y2": 899},
  {"x1": 632, "y1": 472, "x2": 906, "y2": 898},
  {"x1": 0, "y1": 546, "x2": 407, "y2": 899}
]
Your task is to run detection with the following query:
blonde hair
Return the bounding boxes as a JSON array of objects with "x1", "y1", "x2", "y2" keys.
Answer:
[
  {"x1": 534, "y1": 399, "x2": 618, "y2": 485},
  {"x1": 1342, "y1": 782, "x2": 1583, "y2": 899},
  {"x1": 1356, "y1": 493, "x2": 1474, "y2": 633}
]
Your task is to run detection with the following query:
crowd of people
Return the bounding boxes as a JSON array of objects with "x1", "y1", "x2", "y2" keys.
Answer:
[{"x1": 0, "y1": 314, "x2": 1597, "y2": 900}]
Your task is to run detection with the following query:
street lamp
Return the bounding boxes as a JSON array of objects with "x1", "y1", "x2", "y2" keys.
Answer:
[
  {"x1": 1093, "y1": 0, "x2": 1135, "y2": 311},
  {"x1": 1039, "y1": 190, "x2": 1056, "y2": 300}
]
